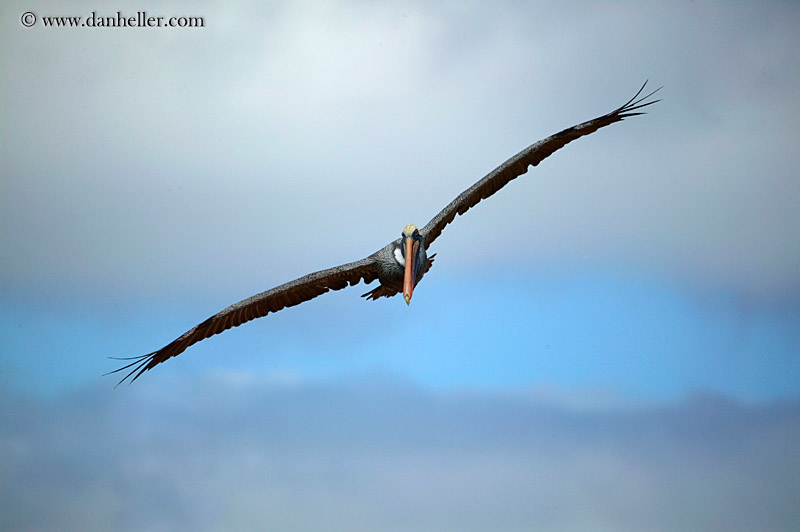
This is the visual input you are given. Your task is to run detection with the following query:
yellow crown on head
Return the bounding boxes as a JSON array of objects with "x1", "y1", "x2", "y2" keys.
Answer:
[{"x1": 403, "y1": 224, "x2": 418, "y2": 237}]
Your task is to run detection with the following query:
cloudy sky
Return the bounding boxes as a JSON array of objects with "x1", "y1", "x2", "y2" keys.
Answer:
[{"x1": 2, "y1": 1, "x2": 799, "y2": 530}]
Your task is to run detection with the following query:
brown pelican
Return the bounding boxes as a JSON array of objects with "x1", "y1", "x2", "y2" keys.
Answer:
[{"x1": 111, "y1": 82, "x2": 660, "y2": 384}]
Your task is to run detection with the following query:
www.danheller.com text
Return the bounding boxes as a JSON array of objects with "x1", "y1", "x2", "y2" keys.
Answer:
[{"x1": 40, "y1": 11, "x2": 204, "y2": 28}]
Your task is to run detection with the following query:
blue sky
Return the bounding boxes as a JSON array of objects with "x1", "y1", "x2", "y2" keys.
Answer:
[
  {"x1": 2, "y1": 1, "x2": 799, "y2": 531},
  {"x1": 5, "y1": 269, "x2": 798, "y2": 402}
]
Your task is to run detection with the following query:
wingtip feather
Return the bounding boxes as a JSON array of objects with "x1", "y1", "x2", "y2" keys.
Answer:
[{"x1": 106, "y1": 352, "x2": 156, "y2": 388}]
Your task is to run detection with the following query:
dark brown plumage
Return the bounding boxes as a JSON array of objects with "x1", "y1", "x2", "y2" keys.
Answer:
[
  {"x1": 420, "y1": 82, "x2": 660, "y2": 248},
  {"x1": 110, "y1": 82, "x2": 660, "y2": 385}
]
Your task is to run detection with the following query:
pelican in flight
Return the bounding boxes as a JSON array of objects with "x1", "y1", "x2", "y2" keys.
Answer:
[{"x1": 111, "y1": 82, "x2": 660, "y2": 384}]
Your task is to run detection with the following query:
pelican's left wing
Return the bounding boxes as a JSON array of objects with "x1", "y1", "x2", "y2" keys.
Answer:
[{"x1": 420, "y1": 82, "x2": 660, "y2": 248}]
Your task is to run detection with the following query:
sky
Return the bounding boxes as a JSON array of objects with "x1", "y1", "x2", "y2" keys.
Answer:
[{"x1": 2, "y1": 1, "x2": 799, "y2": 531}]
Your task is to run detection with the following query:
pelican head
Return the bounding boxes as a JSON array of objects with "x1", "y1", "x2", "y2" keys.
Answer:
[{"x1": 401, "y1": 224, "x2": 423, "y2": 305}]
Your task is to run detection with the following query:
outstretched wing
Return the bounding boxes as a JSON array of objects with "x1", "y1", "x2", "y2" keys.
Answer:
[
  {"x1": 109, "y1": 255, "x2": 380, "y2": 385},
  {"x1": 420, "y1": 81, "x2": 661, "y2": 248}
]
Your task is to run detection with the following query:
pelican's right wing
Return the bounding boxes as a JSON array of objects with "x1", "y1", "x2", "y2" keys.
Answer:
[
  {"x1": 420, "y1": 82, "x2": 660, "y2": 248},
  {"x1": 109, "y1": 255, "x2": 381, "y2": 385}
]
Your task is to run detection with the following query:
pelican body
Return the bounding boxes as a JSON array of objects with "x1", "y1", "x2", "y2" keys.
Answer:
[
  {"x1": 111, "y1": 83, "x2": 660, "y2": 384},
  {"x1": 367, "y1": 224, "x2": 429, "y2": 304}
]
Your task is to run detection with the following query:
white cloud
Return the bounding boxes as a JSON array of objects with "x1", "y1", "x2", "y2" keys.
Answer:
[
  {"x1": 2, "y1": 0, "x2": 799, "y2": 304},
  {"x1": 1, "y1": 379, "x2": 798, "y2": 532}
]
